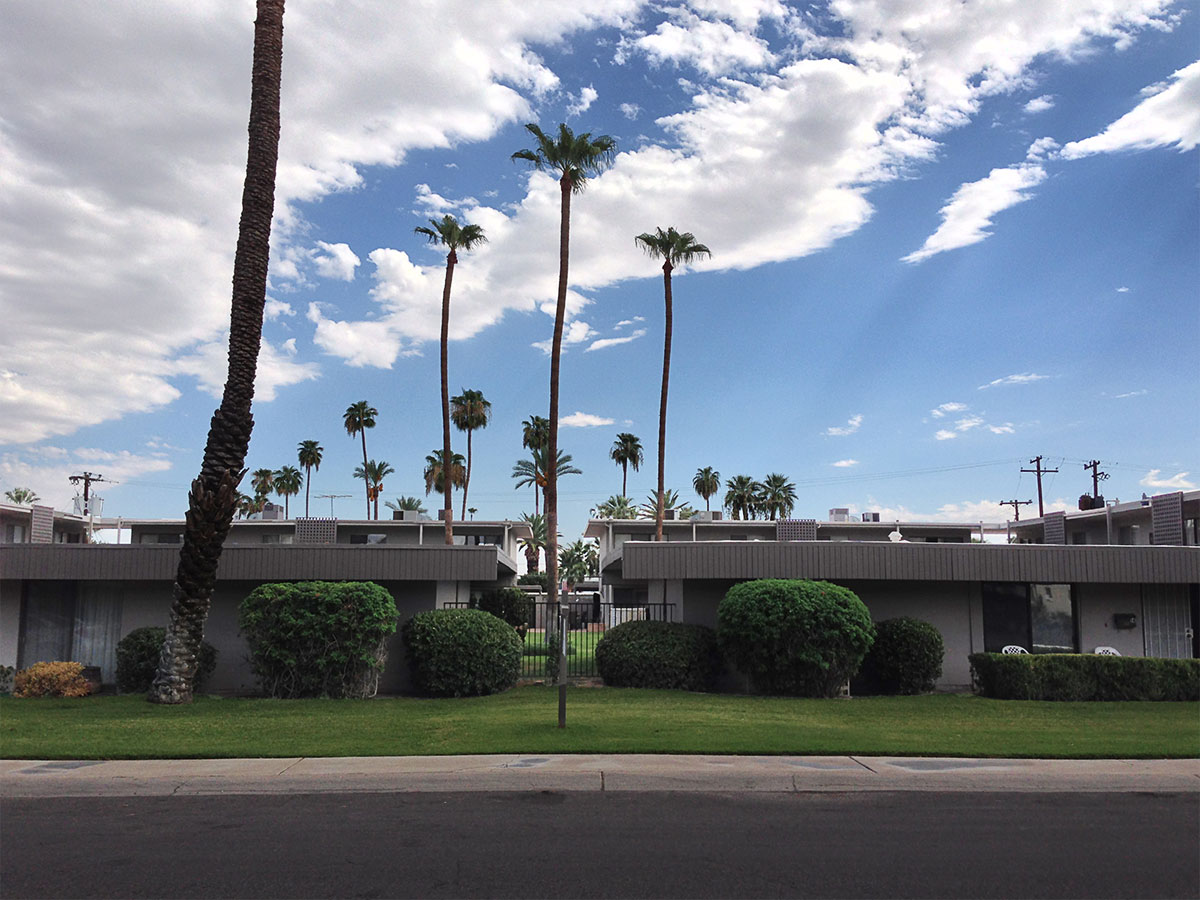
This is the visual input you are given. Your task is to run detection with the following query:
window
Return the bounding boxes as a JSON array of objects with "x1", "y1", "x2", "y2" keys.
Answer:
[
  {"x1": 349, "y1": 533, "x2": 387, "y2": 545},
  {"x1": 5, "y1": 523, "x2": 27, "y2": 543},
  {"x1": 1030, "y1": 584, "x2": 1075, "y2": 653},
  {"x1": 982, "y1": 583, "x2": 1077, "y2": 654}
]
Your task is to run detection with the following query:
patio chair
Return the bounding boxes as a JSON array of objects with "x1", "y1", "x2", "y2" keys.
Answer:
[
  {"x1": 1093, "y1": 646, "x2": 1121, "y2": 656},
  {"x1": 1001, "y1": 645, "x2": 1029, "y2": 654}
]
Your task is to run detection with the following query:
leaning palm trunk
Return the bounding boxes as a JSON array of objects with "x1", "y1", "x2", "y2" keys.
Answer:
[
  {"x1": 439, "y1": 251, "x2": 457, "y2": 544},
  {"x1": 150, "y1": 0, "x2": 284, "y2": 704},
  {"x1": 655, "y1": 262, "x2": 673, "y2": 542}
]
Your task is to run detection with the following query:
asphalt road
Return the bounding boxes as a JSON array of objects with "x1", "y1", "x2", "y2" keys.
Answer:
[{"x1": 3, "y1": 790, "x2": 1197, "y2": 899}]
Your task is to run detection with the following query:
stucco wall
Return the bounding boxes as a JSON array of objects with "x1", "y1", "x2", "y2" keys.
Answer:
[
  {"x1": 1076, "y1": 583, "x2": 1144, "y2": 656},
  {"x1": 0, "y1": 579, "x2": 21, "y2": 668}
]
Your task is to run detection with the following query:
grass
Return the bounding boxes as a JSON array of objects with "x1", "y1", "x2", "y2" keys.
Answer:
[{"x1": 2, "y1": 688, "x2": 1197, "y2": 760}]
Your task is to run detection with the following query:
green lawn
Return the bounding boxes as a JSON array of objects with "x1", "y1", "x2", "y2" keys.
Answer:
[{"x1": 2, "y1": 688, "x2": 1197, "y2": 760}]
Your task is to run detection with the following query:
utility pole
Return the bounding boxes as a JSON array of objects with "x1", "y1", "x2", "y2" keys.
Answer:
[
  {"x1": 68, "y1": 471, "x2": 115, "y2": 516},
  {"x1": 1021, "y1": 456, "x2": 1059, "y2": 517},
  {"x1": 1000, "y1": 498, "x2": 1032, "y2": 521},
  {"x1": 315, "y1": 493, "x2": 352, "y2": 517},
  {"x1": 1083, "y1": 460, "x2": 1109, "y2": 499}
]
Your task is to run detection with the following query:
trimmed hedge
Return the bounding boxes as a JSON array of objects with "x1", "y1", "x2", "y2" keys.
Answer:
[
  {"x1": 596, "y1": 620, "x2": 721, "y2": 692},
  {"x1": 858, "y1": 617, "x2": 944, "y2": 695},
  {"x1": 239, "y1": 581, "x2": 398, "y2": 699},
  {"x1": 969, "y1": 652, "x2": 1200, "y2": 701},
  {"x1": 402, "y1": 608, "x2": 522, "y2": 697},
  {"x1": 717, "y1": 579, "x2": 874, "y2": 697},
  {"x1": 116, "y1": 626, "x2": 217, "y2": 695}
]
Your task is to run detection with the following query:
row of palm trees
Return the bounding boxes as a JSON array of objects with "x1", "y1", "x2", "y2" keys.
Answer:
[{"x1": 591, "y1": 468, "x2": 798, "y2": 521}]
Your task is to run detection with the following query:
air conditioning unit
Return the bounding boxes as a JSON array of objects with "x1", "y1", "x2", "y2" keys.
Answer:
[
  {"x1": 694, "y1": 511, "x2": 723, "y2": 522},
  {"x1": 862, "y1": 512, "x2": 881, "y2": 523},
  {"x1": 663, "y1": 508, "x2": 676, "y2": 521},
  {"x1": 829, "y1": 508, "x2": 851, "y2": 522},
  {"x1": 393, "y1": 509, "x2": 424, "y2": 521}
]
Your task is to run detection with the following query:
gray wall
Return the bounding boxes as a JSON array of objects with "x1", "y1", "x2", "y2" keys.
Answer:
[{"x1": 1075, "y1": 584, "x2": 1145, "y2": 656}]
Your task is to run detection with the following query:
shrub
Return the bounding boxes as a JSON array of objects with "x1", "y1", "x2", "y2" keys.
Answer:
[
  {"x1": 969, "y1": 653, "x2": 1200, "y2": 701},
  {"x1": 0, "y1": 665, "x2": 13, "y2": 694},
  {"x1": 717, "y1": 579, "x2": 874, "y2": 697},
  {"x1": 239, "y1": 581, "x2": 398, "y2": 699},
  {"x1": 471, "y1": 587, "x2": 533, "y2": 630},
  {"x1": 858, "y1": 617, "x2": 944, "y2": 695},
  {"x1": 518, "y1": 572, "x2": 547, "y2": 587},
  {"x1": 13, "y1": 661, "x2": 92, "y2": 698},
  {"x1": 596, "y1": 620, "x2": 720, "y2": 691},
  {"x1": 402, "y1": 608, "x2": 521, "y2": 697},
  {"x1": 115, "y1": 626, "x2": 217, "y2": 695}
]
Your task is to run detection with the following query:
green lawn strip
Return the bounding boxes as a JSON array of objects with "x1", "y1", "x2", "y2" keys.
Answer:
[{"x1": 2, "y1": 689, "x2": 1196, "y2": 760}]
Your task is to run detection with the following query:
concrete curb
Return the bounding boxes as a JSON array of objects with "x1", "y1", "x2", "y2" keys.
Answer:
[{"x1": 2, "y1": 755, "x2": 1197, "y2": 798}]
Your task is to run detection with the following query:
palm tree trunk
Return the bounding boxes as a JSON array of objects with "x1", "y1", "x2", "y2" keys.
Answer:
[
  {"x1": 440, "y1": 253, "x2": 456, "y2": 544},
  {"x1": 303, "y1": 465, "x2": 310, "y2": 517},
  {"x1": 622, "y1": 462, "x2": 627, "y2": 498},
  {"x1": 284, "y1": 495, "x2": 289, "y2": 518},
  {"x1": 150, "y1": 0, "x2": 284, "y2": 705},
  {"x1": 546, "y1": 175, "x2": 572, "y2": 610},
  {"x1": 461, "y1": 427, "x2": 472, "y2": 520},
  {"x1": 655, "y1": 263, "x2": 673, "y2": 542},
  {"x1": 360, "y1": 431, "x2": 370, "y2": 519}
]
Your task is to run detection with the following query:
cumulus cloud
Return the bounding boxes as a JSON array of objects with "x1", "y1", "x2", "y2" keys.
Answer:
[
  {"x1": 930, "y1": 402, "x2": 967, "y2": 418},
  {"x1": 979, "y1": 372, "x2": 1049, "y2": 389},
  {"x1": 1061, "y1": 60, "x2": 1200, "y2": 158},
  {"x1": 312, "y1": 242, "x2": 361, "y2": 281},
  {"x1": 586, "y1": 328, "x2": 648, "y2": 352},
  {"x1": 264, "y1": 299, "x2": 295, "y2": 320},
  {"x1": 1, "y1": 447, "x2": 174, "y2": 514},
  {"x1": 619, "y1": 102, "x2": 642, "y2": 120},
  {"x1": 532, "y1": 320, "x2": 596, "y2": 355},
  {"x1": 567, "y1": 85, "x2": 598, "y2": 117},
  {"x1": 824, "y1": 414, "x2": 863, "y2": 437},
  {"x1": 560, "y1": 411, "x2": 615, "y2": 427},
  {"x1": 1140, "y1": 469, "x2": 1195, "y2": 490},
  {"x1": 903, "y1": 163, "x2": 1047, "y2": 262},
  {"x1": 174, "y1": 335, "x2": 321, "y2": 402},
  {"x1": 628, "y1": 11, "x2": 775, "y2": 76},
  {"x1": 1023, "y1": 94, "x2": 1055, "y2": 114},
  {"x1": 1026, "y1": 137, "x2": 1060, "y2": 160}
]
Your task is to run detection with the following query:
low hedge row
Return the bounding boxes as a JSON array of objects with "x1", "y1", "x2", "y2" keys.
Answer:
[
  {"x1": 596, "y1": 620, "x2": 721, "y2": 692},
  {"x1": 969, "y1": 652, "x2": 1200, "y2": 701}
]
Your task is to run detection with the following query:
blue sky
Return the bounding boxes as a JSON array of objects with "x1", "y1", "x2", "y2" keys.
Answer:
[{"x1": 1, "y1": 0, "x2": 1196, "y2": 542}]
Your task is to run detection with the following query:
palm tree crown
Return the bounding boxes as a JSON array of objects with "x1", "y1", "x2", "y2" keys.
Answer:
[
  {"x1": 352, "y1": 459, "x2": 394, "y2": 520},
  {"x1": 724, "y1": 474, "x2": 760, "y2": 521},
  {"x1": 414, "y1": 214, "x2": 488, "y2": 260},
  {"x1": 521, "y1": 415, "x2": 550, "y2": 450},
  {"x1": 343, "y1": 400, "x2": 378, "y2": 519},
  {"x1": 511, "y1": 123, "x2": 617, "y2": 194},
  {"x1": 451, "y1": 388, "x2": 492, "y2": 520},
  {"x1": 693, "y1": 466, "x2": 721, "y2": 512},
  {"x1": 595, "y1": 495, "x2": 638, "y2": 519},
  {"x1": 4, "y1": 487, "x2": 39, "y2": 505},
  {"x1": 296, "y1": 439, "x2": 323, "y2": 518},
  {"x1": 609, "y1": 432, "x2": 643, "y2": 498},
  {"x1": 760, "y1": 473, "x2": 797, "y2": 520},
  {"x1": 423, "y1": 450, "x2": 466, "y2": 498},
  {"x1": 272, "y1": 465, "x2": 302, "y2": 519},
  {"x1": 385, "y1": 495, "x2": 427, "y2": 516},
  {"x1": 250, "y1": 468, "x2": 275, "y2": 503}
]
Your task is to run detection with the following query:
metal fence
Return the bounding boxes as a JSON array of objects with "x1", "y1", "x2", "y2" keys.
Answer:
[{"x1": 443, "y1": 595, "x2": 676, "y2": 678}]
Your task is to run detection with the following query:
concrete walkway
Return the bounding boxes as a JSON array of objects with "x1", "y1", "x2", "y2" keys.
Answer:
[{"x1": 2, "y1": 755, "x2": 1197, "y2": 797}]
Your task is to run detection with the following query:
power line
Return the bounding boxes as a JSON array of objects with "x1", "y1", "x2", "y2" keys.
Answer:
[
  {"x1": 999, "y1": 498, "x2": 1032, "y2": 521},
  {"x1": 1021, "y1": 456, "x2": 1059, "y2": 518}
]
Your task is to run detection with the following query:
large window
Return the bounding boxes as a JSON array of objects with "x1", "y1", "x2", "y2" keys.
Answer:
[{"x1": 982, "y1": 583, "x2": 1077, "y2": 654}]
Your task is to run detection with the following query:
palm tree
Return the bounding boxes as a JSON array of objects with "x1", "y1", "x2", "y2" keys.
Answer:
[
  {"x1": 353, "y1": 459, "x2": 394, "y2": 520},
  {"x1": 416, "y1": 216, "x2": 488, "y2": 544},
  {"x1": 451, "y1": 388, "x2": 491, "y2": 521},
  {"x1": 595, "y1": 495, "x2": 638, "y2": 519},
  {"x1": 513, "y1": 122, "x2": 616, "y2": 614},
  {"x1": 559, "y1": 539, "x2": 598, "y2": 589},
  {"x1": 272, "y1": 465, "x2": 302, "y2": 518},
  {"x1": 343, "y1": 400, "x2": 378, "y2": 519},
  {"x1": 522, "y1": 415, "x2": 549, "y2": 451},
  {"x1": 724, "y1": 475, "x2": 758, "y2": 521},
  {"x1": 634, "y1": 227, "x2": 711, "y2": 542},
  {"x1": 692, "y1": 466, "x2": 720, "y2": 512},
  {"x1": 384, "y1": 495, "x2": 427, "y2": 517},
  {"x1": 639, "y1": 488, "x2": 694, "y2": 520},
  {"x1": 511, "y1": 447, "x2": 582, "y2": 514},
  {"x1": 250, "y1": 468, "x2": 275, "y2": 505},
  {"x1": 518, "y1": 512, "x2": 548, "y2": 575},
  {"x1": 4, "y1": 487, "x2": 39, "y2": 505},
  {"x1": 760, "y1": 472, "x2": 797, "y2": 520},
  {"x1": 609, "y1": 432, "x2": 643, "y2": 498},
  {"x1": 296, "y1": 439, "x2": 323, "y2": 517},
  {"x1": 423, "y1": 450, "x2": 465, "y2": 502},
  {"x1": 151, "y1": 0, "x2": 285, "y2": 705}
]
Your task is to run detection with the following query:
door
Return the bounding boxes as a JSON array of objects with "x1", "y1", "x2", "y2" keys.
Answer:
[{"x1": 1142, "y1": 585, "x2": 1194, "y2": 658}]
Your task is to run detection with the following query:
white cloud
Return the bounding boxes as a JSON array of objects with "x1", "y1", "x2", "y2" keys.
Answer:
[
  {"x1": 567, "y1": 85, "x2": 598, "y2": 117},
  {"x1": 824, "y1": 414, "x2": 863, "y2": 437},
  {"x1": 930, "y1": 401, "x2": 967, "y2": 418},
  {"x1": 586, "y1": 328, "x2": 648, "y2": 352},
  {"x1": 532, "y1": 320, "x2": 596, "y2": 355},
  {"x1": 1023, "y1": 94, "x2": 1055, "y2": 114},
  {"x1": 1140, "y1": 469, "x2": 1195, "y2": 490},
  {"x1": 903, "y1": 163, "x2": 1046, "y2": 262},
  {"x1": 979, "y1": 372, "x2": 1049, "y2": 389},
  {"x1": 987, "y1": 423, "x2": 1016, "y2": 434},
  {"x1": 174, "y1": 336, "x2": 320, "y2": 402},
  {"x1": 560, "y1": 411, "x2": 615, "y2": 428},
  {"x1": 1116, "y1": 286, "x2": 1131, "y2": 292},
  {"x1": 1026, "y1": 136, "x2": 1060, "y2": 160},
  {"x1": 312, "y1": 242, "x2": 361, "y2": 281},
  {"x1": 934, "y1": 430, "x2": 957, "y2": 441},
  {"x1": 1114, "y1": 389, "x2": 1147, "y2": 399},
  {"x1": 1, "y1": 447, "x2": 174, "y2": 514},
  {"x1": 615, "y1": 317, "x2": 646, "y2": 328},
  {"x1": 831, "y1": 459, "x2": 859, "y2": 468},
  {"x1": 264, "y1": 299, "x2": 295, "y2": 320},
  {"x1": 630, "y1": 11, "x2": 775, "y2": 77},
  {"x1": 619, "y1": 102, "x2": 642, "y2": 120},
  {"x1": 1061, "y1": 60, "x2": 1200, "y2": 158}
]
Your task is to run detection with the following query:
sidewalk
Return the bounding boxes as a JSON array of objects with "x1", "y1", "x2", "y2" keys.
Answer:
[{"x1": 3, "y1": 755, "x2": 1197, "y2": 798}]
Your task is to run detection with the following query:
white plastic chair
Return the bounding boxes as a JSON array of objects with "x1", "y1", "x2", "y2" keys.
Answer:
[
  {"x1": 1094, "y1": 646, "x2": 1121, "y2": 656},
  {"x1": 1001, "y1": 645, "x2": 1029, "y2": 654}
]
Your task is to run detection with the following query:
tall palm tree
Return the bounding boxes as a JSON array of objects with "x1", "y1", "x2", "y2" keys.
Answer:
[
  {"x1": 518, "y1": 512, "x2": 548, "y2": 575},
  {"x1": 513, "y1": 122, "x2": 616, "y2": 614},
  {"x1": 634, "y1": 226, "x2": 711, "y2": 542},
  {"x1": 451, "y1": 388, "x2": 491, "y2": 521},
  {"x1": 343, "y1": 400, "x2": 378, "y2": 519},
  {"x1": 151, "y1": 0, "x2": 285, "y2": 705},
  {"x1": 609, "y1": 432, "x2": 643, "y2": 498},
  {"x1": 724, "y1": 475, "x2": 758, "y2": 521},
  {"x1": 423, "y1": 450, "x2": 465, "y2": 502},
  {"x1": 559, "y1": 539, "x2": 598, "y2": 589},
  {"x1": 693, "y1": 466, "x2": 720, "y2": 512},
  {"x1": 595, "y1": 494, "x2": 638, "y2": 519},
  {"x1": 353, "y1": 459, "x2": 394, "y2": 520},
  {"x1": 272, "y1": 465, "x2": 302, "y2": 518},
  {"x1": 511, "y1": 447, "x2": 582, "y2": 514},
  {"x1": 296, "y1": 439, "x2": 323, "y2": 517},
  {"x1": 250, "y1": 468, "x2": 275, "y2": 505},
  {"x1": 760, "y1": 472, "x2": 797, "y2": 521},
  {"x1": 416, "y1": 215, "x2": 487, "y2": 544},
  {"x1": 520, "y1": 414, "x2": 550, "y2": 510}
]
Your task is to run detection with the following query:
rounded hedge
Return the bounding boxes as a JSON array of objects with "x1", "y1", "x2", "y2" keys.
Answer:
[
  {"x1": 116, "y1": 626, "x2": 217, "y2": 695},
  {"x1": 717, "y1": 579, "x2": 874, "y2": 697},
  {"x1": 402, "y1": 608, "x2": 522, "y2": 697},
  {"x1": 596, "y1": 620, "x2": 720, "y2": 692},
  {"x1": 858, "y1": 617, "x2": 944, "y2": 695},
  {"x1": 239, "y1": 581, "x2": 398, "y2": 699},
  {"x1": 472, "y1": 587, "x2": 533, "y2": 630}
]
